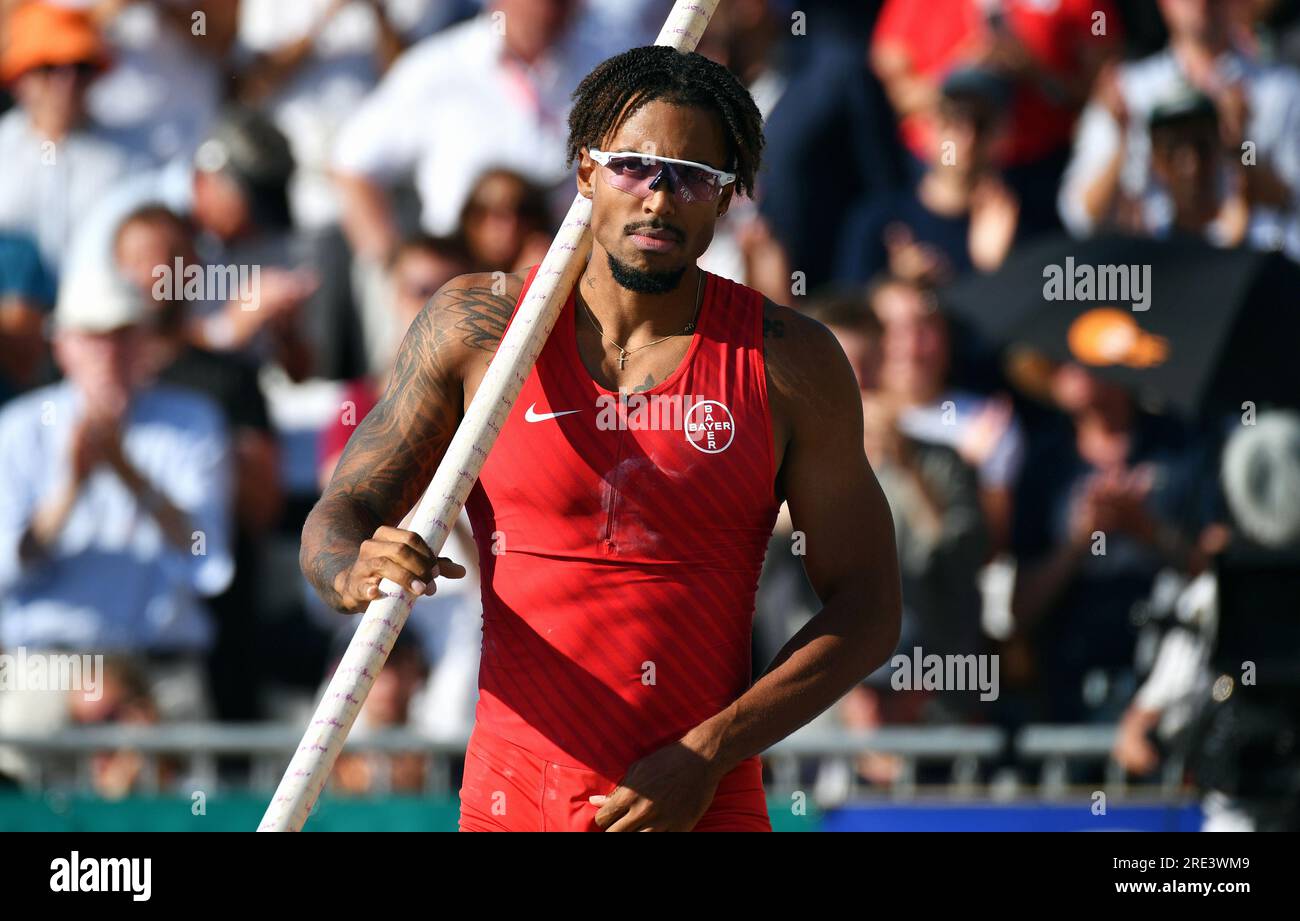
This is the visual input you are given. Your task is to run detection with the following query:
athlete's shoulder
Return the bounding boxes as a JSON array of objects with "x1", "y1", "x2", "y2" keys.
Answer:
[
  {"x1": 761, "y1": 297, "x2": 860, "y2": 417},
  {"x1": 403, "y1": 271, "x2": 527, "y2": 375},
  {"x1": 709, "y1": 273, "x2": 838, "y2": 358},
  {"x1": 432, "y1": 270, "x2": 528, "y2": 322},
  {"x1": 761, "y1": 298, "x2": 848, "y2": 374}
]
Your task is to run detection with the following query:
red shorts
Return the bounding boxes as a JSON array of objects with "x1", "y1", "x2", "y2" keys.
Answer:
[{"x1": 458, "y1": 726, "x2": 771, "y2": 832}]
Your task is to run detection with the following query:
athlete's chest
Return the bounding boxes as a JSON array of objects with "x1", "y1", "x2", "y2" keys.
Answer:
[
  {"x1": 463, "y1": 300, "x2": 778, "y2": 554},
  {"x1": 483, "y1": 345, "x2": 768, "y2": 495},
  {"x1": 461, "y1": 331, "x2": 788, "y2": 487}
]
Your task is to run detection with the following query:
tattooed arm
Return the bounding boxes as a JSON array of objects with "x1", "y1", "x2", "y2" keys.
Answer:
[{"x1": 300, "y1": 273, "x2": 521, "y2": 612}]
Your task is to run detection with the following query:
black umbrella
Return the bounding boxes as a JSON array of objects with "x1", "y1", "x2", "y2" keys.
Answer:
[{"x1": 944, "y1": 233, "x2": 1300, "y2": 419}]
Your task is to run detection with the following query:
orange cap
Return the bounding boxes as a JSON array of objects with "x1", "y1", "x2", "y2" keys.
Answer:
[{"x1": 2, "y1": 2, "x2": 110, "y2": 85}]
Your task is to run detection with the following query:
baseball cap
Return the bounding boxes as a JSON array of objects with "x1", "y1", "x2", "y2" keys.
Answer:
[
  {"x1": 55, "y1": 268, "x2": 147, "y2": 333},
  {"x1": 1148, "y1": 85, "x2": 1218, "y2": 131},
  {"x1": 1, "y1": 2, "x2": 110, "y2": 85},
  {"x1": 194, "y1": 107, "x2": 295, "y2": 231}
]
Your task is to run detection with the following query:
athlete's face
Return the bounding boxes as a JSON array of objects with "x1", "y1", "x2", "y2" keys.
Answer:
[{"x1": 578, "y1": 100, "x2": 734, "y2": 284}]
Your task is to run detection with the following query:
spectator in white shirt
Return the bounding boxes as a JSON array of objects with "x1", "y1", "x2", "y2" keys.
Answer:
[
  {"x1": 232, "y1": 0, "x2": 474, "y2": 379},
  {"x1": 329, "y1": 0, "x2": 629, "y2": 375},
  {"x1": 0, "y1": 267, "x2": 234, "y2": 656},
  {"x1": 1144, "y1": 87, "x2": 1294, "y2": 258},
  {"x1": 235, "y1": 0, "x2": 473, "y2": 232},
  {"x1": 0, "y1": 2, "x2": 148, "y2": 275},
  {"x1": 330, "y1": 0, "x2": 613, "y2": 263},
  {"x1": 1059, "y1": 0, "x2": 1300, "y2": 248},
  {"x1": 0, "y1": 267, "x2": 233, "y2": 780}
]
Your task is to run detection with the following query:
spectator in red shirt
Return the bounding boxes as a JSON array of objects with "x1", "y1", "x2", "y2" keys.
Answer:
[{"x1": 871, "y1": 0, "x2": 1121, "y2": 228}]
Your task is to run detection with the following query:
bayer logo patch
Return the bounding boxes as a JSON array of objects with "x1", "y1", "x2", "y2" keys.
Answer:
[{"x1": 684, "y1": 400, "x2": 735, "y2": 453}]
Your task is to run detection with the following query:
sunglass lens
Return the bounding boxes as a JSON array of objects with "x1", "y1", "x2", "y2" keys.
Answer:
[
  {"x1": 612, "y1": 156, "x2": 658, "y2": 179},
  {"x1": 599, "y1": 155, "x2": 720, "y2": 203},
  {"x1": 676, "y1": 165, "x2": 720, "y2": 203},
  {"x1": 597, "y1": 156, "x2": 645, "y2": 197}
]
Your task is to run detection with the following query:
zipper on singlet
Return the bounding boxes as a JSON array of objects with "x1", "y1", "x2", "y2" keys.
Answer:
[{"x1": 602, "y1": 427, "x2": 627, "y2": 551}]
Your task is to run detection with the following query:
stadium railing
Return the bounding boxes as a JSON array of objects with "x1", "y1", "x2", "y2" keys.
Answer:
[{"x1": 0, "y1": 723, "x2": 1192, "y2": 800}]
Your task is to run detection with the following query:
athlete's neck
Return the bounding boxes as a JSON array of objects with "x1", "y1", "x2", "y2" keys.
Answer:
[{"x1": 577, "y1": 247, "x2": 704, "y2": 344}]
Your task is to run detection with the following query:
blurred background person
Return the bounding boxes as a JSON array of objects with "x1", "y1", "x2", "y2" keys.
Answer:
[
  {"x1": 871, "y1": 0, "x2": 1121, "y2": 236},
  {"x1": 65, "y1": 655, "x2": 169, "y2": 799},
  {"x1": 864, "y1": 69, "x2": 1026, "y2": 282},
  {"x1": 860, "y1": 390, "x2": 988, "y2": 703},
  {"x1": 80, "y1": 0, "x2": 238, "y2": 164},
  {"x1": 233, "y1": 0, "x2": 476, "y2": 380},
  {"x1": 330, "y1": 0, "x2": 603, "y2": 268},
  {"x1": 0, "y1": 231, "x2": 57, "y2": 403},
  {"x1": 1060, "y1": 0, "x2": 1300, "y2": 246},
  {"x1": 1009, "y1": 360, "x2": 1212, "y2": 724},
  {"x1": 0, "y1": 1, "x2": 148, "y2": 276},
  {"x1": 1142, "y1": 87, "x2": 1299, "y2": 258},
  {"x1": 0, "y1": 268, "x2": 233, "y2": 780},
  {"x1": 872, "y1": 274, "x2": 1022, "y2": 553},
  {"x1": 342, "y1": 166, "x2": 548, "y2": 372},
  {"x1": 66, "y1": 106, "x2": 319, "y2": 380},
  {"x1": 456, "y1": 168, "x2": 553, "y2": 275},
  {"x1": 235, "y1": 0, "x2": 465, "y2": 231},
  {"x1": 113, "y1": 203, "x2": 283, "y2": 721},
  {"x1": 803, "y1": 288, "x2": 885, "y2": 397}
]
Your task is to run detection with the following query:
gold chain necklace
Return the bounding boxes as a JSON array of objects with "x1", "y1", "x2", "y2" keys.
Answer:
[{"x1": 581, "y1": 270, "x2": 704, "y2": 371}]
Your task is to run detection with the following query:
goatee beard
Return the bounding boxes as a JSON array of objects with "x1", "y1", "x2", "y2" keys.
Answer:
[{"x1": 607, "y1": 252, "x2": 687, "y2": 294}]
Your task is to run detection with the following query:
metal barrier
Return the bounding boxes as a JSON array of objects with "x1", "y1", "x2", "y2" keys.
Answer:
[
  {"x1": 1016, "y1": 724, "x2": 1187, "y2": 799},
  {"x1": 0, "y1": 722, "x2": 1191, "y2": 800}
]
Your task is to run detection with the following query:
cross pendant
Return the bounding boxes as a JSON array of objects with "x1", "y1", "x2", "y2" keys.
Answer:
[{"x1": 617, "y1": 350, "x2": 628, "y2": 370}]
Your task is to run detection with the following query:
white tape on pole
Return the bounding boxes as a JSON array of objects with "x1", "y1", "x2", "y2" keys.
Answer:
[{"x1": 258, "y1": 0, "x2": 722, "y2": 832}]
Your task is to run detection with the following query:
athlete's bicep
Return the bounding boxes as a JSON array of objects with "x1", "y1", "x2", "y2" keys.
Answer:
[{"x1": 775, "y1": 317, "x2": 900, "y2": 609}]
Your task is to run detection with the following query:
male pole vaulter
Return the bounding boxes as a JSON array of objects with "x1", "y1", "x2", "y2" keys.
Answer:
[{"x1": 300, "y1": 46, "x2": 902, "y2": 832}]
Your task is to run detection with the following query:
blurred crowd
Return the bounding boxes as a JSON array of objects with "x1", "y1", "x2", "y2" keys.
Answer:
[{"x1": 0, "y1": 0, "x2": 1298, "y2": 811}]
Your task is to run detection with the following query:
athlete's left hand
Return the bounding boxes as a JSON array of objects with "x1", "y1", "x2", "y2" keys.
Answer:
[{"x1": 590, "y1": 740, "x2": 724, "y2": 832}]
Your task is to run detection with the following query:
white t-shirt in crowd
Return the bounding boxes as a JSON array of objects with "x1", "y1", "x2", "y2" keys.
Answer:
[
  {"x1": 237, "y1": 0, "x2": 460, "y2": 229},
  {"x1": 331, "y1": 12, "x2": 619, "y2": 236},
  {"x1": 1059, "y1": 48, "x2": 1300, "y2": 257},
  {"x1": 0, "y1": 111, "x2": 147, "y2": 275}
]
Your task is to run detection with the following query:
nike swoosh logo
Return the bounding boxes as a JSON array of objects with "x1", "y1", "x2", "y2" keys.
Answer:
[{"x1": 524, "y1": 403, "x2": 581, "y2": 423}]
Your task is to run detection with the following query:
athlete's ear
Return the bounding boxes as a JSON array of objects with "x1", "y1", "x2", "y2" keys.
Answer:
[{"x1": 577, "y1": 148, "x2": 597, "y2": 200}]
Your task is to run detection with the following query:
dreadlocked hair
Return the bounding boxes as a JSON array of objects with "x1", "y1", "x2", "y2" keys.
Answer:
[{"x1": 566, "y1": 46, "x2": 764, "y2": 199}]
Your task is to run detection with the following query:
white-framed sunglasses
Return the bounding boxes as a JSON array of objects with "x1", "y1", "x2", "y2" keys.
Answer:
[{"x1": 587, "y1": 148, "x2": 737, "y2": 204}]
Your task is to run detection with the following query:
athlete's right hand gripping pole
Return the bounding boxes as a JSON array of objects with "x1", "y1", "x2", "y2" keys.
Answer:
[{"x1": 258, "y1": 0, "x2": 723, "y2": 832}]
